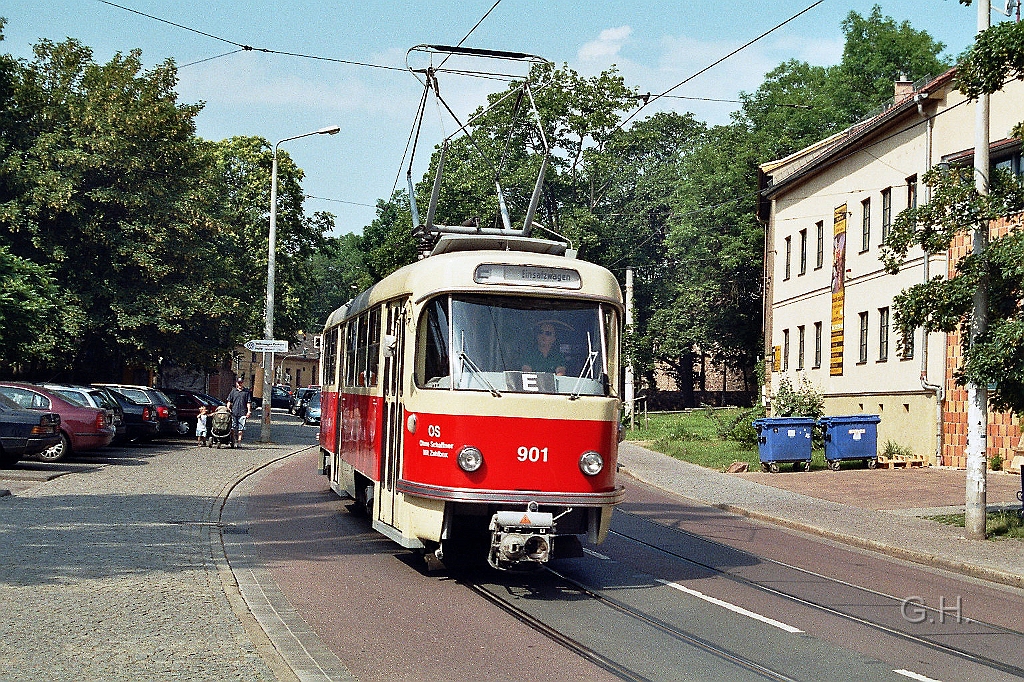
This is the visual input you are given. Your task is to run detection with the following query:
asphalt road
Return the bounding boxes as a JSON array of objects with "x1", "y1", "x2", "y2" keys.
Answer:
[{"x1": 242, "y1": 450, "x2": 1024, "y2": 682}]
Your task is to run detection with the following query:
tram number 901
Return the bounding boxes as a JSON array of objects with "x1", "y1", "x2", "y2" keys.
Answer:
[{"x1": 517, "y1": 446, "x2": 549, "y2": 463}]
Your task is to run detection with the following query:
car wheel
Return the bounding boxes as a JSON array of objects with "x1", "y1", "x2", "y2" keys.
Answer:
[{"x1": 38, "y1": 433, "x2": 72, "y2": 463}]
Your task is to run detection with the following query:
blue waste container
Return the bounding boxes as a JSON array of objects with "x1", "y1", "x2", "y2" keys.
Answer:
[
  {"x1": 818, "y1": 415, "x2": 881, "y2": 470},
  {"x1": 752, "y1": 417, "x2": 814, "y2": 473}
]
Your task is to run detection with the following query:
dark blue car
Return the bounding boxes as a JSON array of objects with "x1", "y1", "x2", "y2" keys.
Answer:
[{"x1": 0, "y1": 392, "x2": 61, "y2": 467}]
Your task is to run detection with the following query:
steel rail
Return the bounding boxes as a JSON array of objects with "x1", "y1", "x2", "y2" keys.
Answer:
[
  {"x1": 466, "y1": 574, "x2": 801, "y2": 682},
  {"x1": 611, "y1": 509, "x2": 1024, "y2": 679}
]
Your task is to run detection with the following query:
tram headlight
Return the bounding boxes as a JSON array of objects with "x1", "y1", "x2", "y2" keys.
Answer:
[
  {"x1": 579, "y1": 450, "x2": 604, "y2": 476},
  {"x1": 457, "y1": 446, "x2": 484, "y2": 473}
]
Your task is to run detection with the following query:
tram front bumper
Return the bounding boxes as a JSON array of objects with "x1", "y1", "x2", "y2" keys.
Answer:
[{"x1": 488, "y1": 510, "x2": 554, "y2": 570}]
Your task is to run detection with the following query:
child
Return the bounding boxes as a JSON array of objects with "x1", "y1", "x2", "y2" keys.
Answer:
[{"x1": 196, "y1": 405, "x2": 209, "y2": 446}]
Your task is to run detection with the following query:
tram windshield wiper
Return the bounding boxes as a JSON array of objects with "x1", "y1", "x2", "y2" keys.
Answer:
[
  {"x1": 569, "y1": 332, "x2": 599, "y2": 401},
  {"x1": 458, "y1": 348, "x2": 502, "y2": 397}
]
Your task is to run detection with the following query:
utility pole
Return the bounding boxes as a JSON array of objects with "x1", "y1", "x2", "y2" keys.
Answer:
[
  {"x1": 624, "y1": 267, "x2": 635, "y2": 429},
  {"x1": 965, "y1": 0, "x2": 991, "y2": 540}
]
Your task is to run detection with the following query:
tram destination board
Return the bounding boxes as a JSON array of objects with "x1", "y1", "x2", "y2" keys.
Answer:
[
  {"x1": 474, "y1": 263, "x2": 581, "y2": 289},
  {"x1": 244, "y1": 339, "x2": 289, "y2": 353}
]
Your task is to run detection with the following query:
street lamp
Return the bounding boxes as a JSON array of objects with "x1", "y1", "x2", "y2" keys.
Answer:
[{"x1": 261, "y1": 124, "x2": 340, "y2": 443}]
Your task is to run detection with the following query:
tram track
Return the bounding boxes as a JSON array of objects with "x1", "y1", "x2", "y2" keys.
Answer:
[
  {"x1": 609, "y1": 509, "x2": 1024, "y2": 679},
  {"x1": 465, "y1": 572, "x2": 802, "y2": 682}
]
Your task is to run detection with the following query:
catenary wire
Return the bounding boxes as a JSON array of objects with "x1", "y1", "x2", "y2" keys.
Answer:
[{"x1": 98, "y1": 0, "x2": 406, "y2": 72}]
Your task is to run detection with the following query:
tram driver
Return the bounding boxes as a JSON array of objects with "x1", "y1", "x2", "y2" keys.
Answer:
[{"x1": 521, "y1": 320, "x2": 568, "y2": 376}]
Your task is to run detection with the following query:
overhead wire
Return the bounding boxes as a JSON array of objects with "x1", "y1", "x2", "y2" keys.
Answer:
[{"x1": 97, "y1": 0, "x2": 406, "y2": 72}]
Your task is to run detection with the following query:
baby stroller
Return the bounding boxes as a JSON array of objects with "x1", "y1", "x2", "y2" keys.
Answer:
[{"x1": 209, "y1": 406, "x2": 234, "y2": 448}]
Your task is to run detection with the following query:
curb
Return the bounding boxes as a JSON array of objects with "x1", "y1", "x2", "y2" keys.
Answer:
[{"x1": 213, "y1": 445, "x2": 358, "y2": 682}]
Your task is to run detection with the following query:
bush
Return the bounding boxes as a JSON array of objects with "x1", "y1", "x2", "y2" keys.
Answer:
[
  {"x1": 882, "y1": 440, "x2": 915, "y2": 458},
  {"x1": 772, "y1": 376, "x2": 824, "y2": 419},
  {"x1": 989, "y1": 453, "x2": 1004, "y2": 471},
  {"x1": 702, "y1": 403, "x2": 764, "y2": 446}
]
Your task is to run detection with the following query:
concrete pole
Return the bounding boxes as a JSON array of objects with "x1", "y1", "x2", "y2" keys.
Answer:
[
  {"x1": 624, "y1": 267, "x2": 635, "y2": 429},
  {"x1": 965, "y1": 0, "x2": 991, "y2": 540},
  {"x1": 260, "y1": 151, "x2": 279, "y2": 443}
]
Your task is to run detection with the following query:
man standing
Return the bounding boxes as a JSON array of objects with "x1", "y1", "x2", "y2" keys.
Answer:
[{"x1": 226, "y1": 378, "x2": 252, "y2": 446}]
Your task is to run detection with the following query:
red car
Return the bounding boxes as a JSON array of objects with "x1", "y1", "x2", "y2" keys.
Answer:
[{"x1": 0, "y1": 382, "x2": 115, "y2": 462}]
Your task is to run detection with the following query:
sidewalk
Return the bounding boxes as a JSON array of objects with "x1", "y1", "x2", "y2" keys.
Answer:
[{"x1": 618, "y1": 441, "x2": 1024, "y2": 589}]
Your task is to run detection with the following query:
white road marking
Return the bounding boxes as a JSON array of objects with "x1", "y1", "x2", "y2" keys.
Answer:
[
  {"x1": 894, "y1": 670, "x2": 943, "y2": 682},
  {"x1": 655, "y1": 579, "x2": 803, "y2": 633},
  {"x1": 583, "y1": 548, "x2": 611, "y2": 560}
]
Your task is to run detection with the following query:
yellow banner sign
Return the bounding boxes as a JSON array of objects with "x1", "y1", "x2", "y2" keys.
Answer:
[{"x1": 830, "y1": 204, "x2": 847, "y2": 376}]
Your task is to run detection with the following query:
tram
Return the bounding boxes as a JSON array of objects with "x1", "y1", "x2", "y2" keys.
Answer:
[{"x1": 317, "y1": 233, "x2": 624, "y2": 570}]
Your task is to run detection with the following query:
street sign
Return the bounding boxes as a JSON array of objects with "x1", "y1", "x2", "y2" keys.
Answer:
[{"x1": 244, "y1": 339, "x2": 289, "y2": 353}]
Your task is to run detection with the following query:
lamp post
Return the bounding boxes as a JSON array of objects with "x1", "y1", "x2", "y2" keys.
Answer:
[{"x1": 261, "y1": 124, "x2": 340, "y2": 443}]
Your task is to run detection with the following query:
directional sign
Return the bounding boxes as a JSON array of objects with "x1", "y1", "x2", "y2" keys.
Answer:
[{"x1": 244, "y1": 339, "x2": 289, "y2": 353}]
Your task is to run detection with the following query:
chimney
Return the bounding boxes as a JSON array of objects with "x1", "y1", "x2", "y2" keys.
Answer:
[{"x1": 894, "y1": 75, "x2": 914, "y2": 102}]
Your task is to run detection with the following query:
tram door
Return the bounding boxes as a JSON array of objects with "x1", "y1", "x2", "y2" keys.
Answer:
[{"x1": 377, "y1": 300, "x2": 407, "y2": 528}]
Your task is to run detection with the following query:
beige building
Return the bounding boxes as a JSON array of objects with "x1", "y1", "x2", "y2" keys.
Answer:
[{"x1": 760, "y1": 72, "x2": 1024, "y2": 466}]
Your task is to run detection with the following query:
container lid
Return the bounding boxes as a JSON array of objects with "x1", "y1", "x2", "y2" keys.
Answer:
[{"x1": 818, "y1": 414, "x2": 881, "y2": 425}]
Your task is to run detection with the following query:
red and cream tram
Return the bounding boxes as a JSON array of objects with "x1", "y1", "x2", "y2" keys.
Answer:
[{"x1": 318, "y1": 236, "x2": 624, "y2": 571}]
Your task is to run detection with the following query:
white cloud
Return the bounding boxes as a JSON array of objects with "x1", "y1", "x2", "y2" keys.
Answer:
[{"x1": 577, "y1": 25, "x2": 633, "y2": 62}]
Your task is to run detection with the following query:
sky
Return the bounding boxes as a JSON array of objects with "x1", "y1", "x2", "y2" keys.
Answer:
[{"x1": 0, "y1": 1, "x2": 1011, "y2": 234}]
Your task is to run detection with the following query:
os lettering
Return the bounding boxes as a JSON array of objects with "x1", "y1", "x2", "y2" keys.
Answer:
[
  {"x1": 517, "y1": 446, "x2": 549, "y2": 463},
  {"x1": 427, "y1": 424, "x2": 441, "y2": 438}
]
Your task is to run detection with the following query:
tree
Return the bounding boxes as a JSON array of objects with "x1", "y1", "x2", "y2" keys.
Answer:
[
  {"x1": 838, "y1": 5, "x2": 951, "y2": 117},
  {"x1": 881, "y1": 3, "x2": 1024, "y2": 412}
]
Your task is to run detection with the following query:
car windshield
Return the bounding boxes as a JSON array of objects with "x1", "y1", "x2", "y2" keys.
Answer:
[
  {"x1": 0, "y1": 386, "x2": 50, "y2": 409},
  {"x1": 416, "y1": 294, "x2": 617, "y2": 397},
  {"x1": 51, "y1": 389, "x2": 90, "y2": 407},
  {"x1": 89, "y1": 390, "x2": 117, "y2": 410},
  {"x1": 112, "y1": 387, "x2": 151, "y2": 404},
  {"x1": 0, "y1": 393, "x2": 20, "y2": 410}
]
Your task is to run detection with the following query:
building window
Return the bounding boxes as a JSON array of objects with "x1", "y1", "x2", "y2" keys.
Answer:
[
  {"x1": 783, "y1": 329, "x2": 790, "y2": 371},
  {"x1": 907, "y1": 175, "x2": 917, "y2": 211},
  {"x1": 858, "y1": 312, "x2": 869, "y2": 364},
  {"x1": 797, "y1": 326, "x2": 806, "y2": 369},
  {"x1": 881, "y1": 188, "x2": 892, "y2": 242},
  {"x1": 901, "y1": 328, "x2": 915, "y2": 360},
  {"x1": 861, "y1": 198, "x2": 871, "y2": 252},
  {"x1": 784, "y1": 236, "x2": 792, "y2": 280},
  {"x1": 878, "y1": 307, "x2": 889, "y2": 362},
  {"x1": 813, "y1": 321, "x2": 822, "y2": 368},
  {"x1": 815, "y1": 221, "x2": 824, "y2": 269},
  {"x1": 799, "y1": 229, "x2": 807, "y2": 275}
]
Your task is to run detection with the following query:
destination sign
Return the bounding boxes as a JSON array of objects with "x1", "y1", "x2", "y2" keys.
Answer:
[
  {"x1": 474, "y1": 264, "x2": 581, "y2": 289},
  {"x1": 244, "y1": 339, "x2": 289, "y2": 353}
]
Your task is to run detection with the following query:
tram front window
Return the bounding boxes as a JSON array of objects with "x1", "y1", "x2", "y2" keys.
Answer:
[{"x1": 417, "y1": 295, "x2": 616, "y2": 397}]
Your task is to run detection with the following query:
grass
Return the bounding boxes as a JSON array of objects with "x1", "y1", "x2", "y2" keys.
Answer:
[
  {"x1": 927, "y1": 510, "x2": 1024, "y2": 539},
  {"x1": 625, "y1": 408, "x2": 831, "y2": 472}
]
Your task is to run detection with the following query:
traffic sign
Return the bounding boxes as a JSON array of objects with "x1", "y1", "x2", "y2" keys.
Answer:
[{"x1": 244, "y1": 339, "x2": 289, "y2": 353}]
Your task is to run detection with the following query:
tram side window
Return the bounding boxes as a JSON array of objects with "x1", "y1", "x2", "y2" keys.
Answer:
[
  {"x1": 345, "y1": 320, "x2": 358, "y2": 386},
  {"x1": 323, "y1": 327, "x2": 339, "y2": 386},
  {"x1": 355, "y1": 314, "x2": 369, "y2": 385},
  {"x1": 365, "y1": 306, "x2": 381, "y2": 387}
]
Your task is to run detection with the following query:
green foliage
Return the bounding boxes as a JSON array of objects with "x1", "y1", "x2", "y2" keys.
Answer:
[
  {"x1": 838, "y1": 6, "x2": 950, "y2": 114},
  {"x1": 772, "y1": 376, "x2": 825, "y2": 419},
  {"x1": 882, "y1": 440, "x2": 915, "y2": 458},
  {"x1": 955, "y1": 18, "x2": 1024, "y2": 101},
  {"x1": 703, "y1": 403, "x2": 764, "y2": 445},
  {"x1": 989, "y1": 453, "x2": 1004, "y2": 471},
  {"x1": 882, "y1": 164, "x2": 1024, "y2": 413}
]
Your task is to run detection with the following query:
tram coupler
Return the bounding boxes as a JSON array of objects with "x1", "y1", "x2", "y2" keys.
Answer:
[{"x1": 487, "y1": 510, "x2": 554, "y2": 570}]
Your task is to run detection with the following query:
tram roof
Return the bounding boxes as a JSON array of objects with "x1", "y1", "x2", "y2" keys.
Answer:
[{"x1": 323, "y1": 249, "x2": 622, "y2": 330}]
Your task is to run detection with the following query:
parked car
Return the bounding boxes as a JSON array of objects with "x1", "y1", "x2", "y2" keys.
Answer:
[
  {"x1": 42, "y1": 384, "x2": 126, "y2": 445},
  {"x1": 262, "y1": 385, "x2": 290, "y2": 410},
  {"x1": 161, "y1": 388, "x2": 224, "y2": 436},
  {"x1": 0, "y1": 382, "x2": 114, "y2": 462},
  {"x1": 91, "y1": 385, "x2": 159, "y2": 444},
  {"x1": 303, "y1": 390, "x2": 321, "y2": 426},
  {"x1": 0, "y1": 392, "x2": 61, "y2": 468},
  {"x1": 97, "y1": 385, "x2": 183, "y2": 437},
  {"x1": 289, "y1": 386, "x2": 319, "y2": 417}
]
